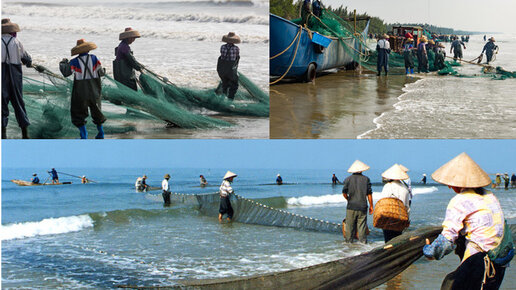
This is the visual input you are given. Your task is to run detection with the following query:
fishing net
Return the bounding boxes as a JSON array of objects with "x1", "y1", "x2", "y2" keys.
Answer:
[{"x1": 7, "y1": 65, "x2": 268, "y2": 138}]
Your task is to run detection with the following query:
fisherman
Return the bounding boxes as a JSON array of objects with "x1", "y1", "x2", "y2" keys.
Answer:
[
  {"x1": 31, "y1": 174, "x2": 40, "y2": 184},
  {"x1": 376, "y1": 34, "x2": 391, "y2": 76},
  {"x1": 60, "y1": 39, "x2": 106, "y2": 139},
  {"x1": 434, "y1": 42, "x2": 447, "y2": 71},
  {"x1": 200, "y1": 175, "x2": 208, "y2": 187},
  {"x1": 276, "y1": 174, "x2": 283, "y2": 185},
  {"x1": 312, "y1": 0, "x2": 322, "y2": 18},
  {"x1": 450, "y1": 36, "x2": 466, "y2": 62},
  {"x1": 417, "y1": 36, "x2": 429, "y2": 73},
  {"x1": 332, "y1": 173, "x2": 340, "y2": 185},
  {"x1": 503, "y1": 173, "x2": 509, "y2": 190},
  {"x1": 2, "y1": 19, "x2": 32, "y2": 139},
  {"x1": 81, "y1": 175, "x2": 88, "y2": 184},
  {"x1": 113, "y1": 27, "x2": 142, "y2": 91},
  {"x1": 512, "y1": 173, "x2": 516, "y2": 188},
  {"x1": 135, "y1": 175, "x2": 148, "y2": 191},
  {"x1": 216, "y1": 32, "x2": 240, "y2": 100},
  {"x1": 48, "y1": 168, "x2": 59, "y2": 184},
  {"x1": 219, "y1": 171, "x2": 237, "y2": 222},
  {"x1": 495, "y1": 173, "x2": 501, "y2": 187},
  {"x1": 481, "y1": 37, "x2": 498, "y2": 65},
  {"x1": 421, "y1": 173, "x2": 427, "y2": 184},
  {"x1": 403, "y1": 38, "x2": 415, "y2": 75},
  {"x1": 342, "y1": 160, "x2": 373, "y2": 243},
  {"x1": 300, "y1": 0, "x2": 312, "y2": 26},
  {"x1": 423, "y1": 153, "x2": 510, "y2": 289},
  {"x1": 379, "y1": 164, "x2": 411, "y2": 242},
  {"x1": 162, "y1": 174, "x2": 171, "y2": 205}
]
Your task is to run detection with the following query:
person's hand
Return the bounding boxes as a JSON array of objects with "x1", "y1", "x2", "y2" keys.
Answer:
[
  {"x1": 424, "y1": 238, "x2": 435, "y2": 260},
  {"x1": 35, "y1": 65, "x2": 45, "y2": 73},
  {"x1": 369, "y1": 206, "x2": 373, "y2": 215}
]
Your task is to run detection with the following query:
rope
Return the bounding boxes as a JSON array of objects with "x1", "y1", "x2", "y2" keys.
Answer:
[
  {"x1": 57, "y1": 171, "x2": 97, "y2": 183},
  {"x1": 481, "y1": 254, "x2": 496, "y2": 290},
  {"x1": 270, "y1": 26, "x2": 302, "y2": 60},
  {"x1": 269, "y1": 25, "x2": 303, "y2": 85}
]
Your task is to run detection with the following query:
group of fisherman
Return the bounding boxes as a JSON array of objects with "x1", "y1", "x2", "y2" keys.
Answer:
[
  {"x1": 29, "y1": 168, "x2": 90, "y2": 184},
  {"x1": 493, "y1": 173, "x2": 516, "y2": 189},
  {"x1": 2, "y1": 18, "x2": 242, "y2": 139},
  {"x1": 376, "y1": 33, "x2": 499, "y2": 76}
]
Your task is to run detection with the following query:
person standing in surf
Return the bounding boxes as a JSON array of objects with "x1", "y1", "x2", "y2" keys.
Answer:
[
  {"x1": 113, "y1": 27, "x2": 142, "y2": 91},
  {"x1": 216, "y1": 32, "x2": 240, "y2": 100},
  {"x1": 403, "y1": 38, "x2": 415, "y2": 75},
  {"x1": 162, "y1": 174, "x2": 171, "y2": 206},
  {"x1": 481, "y1": 37, "x2": 498, "y2": 65},
  {"x1": 423, "y1": 152, "x2": 511, "y2": 289},
  {"x1": 342, "y1": 160, "x2": 373, "y2": 243},
  {"x1": 219, "y1": 171, "x2": 237, "y2": 222},
  {"x1": 450, "y1": 35, "x2": 466, "y2": 62},
  {"x1": 417, "y1": 36, "x2": 429, "y2": 73},
  {"x1": 200, "y1": 175, "x2": 208, "y2": 187},
  {"x1": 376, "y1": 34, "x2": 390, "y2": 76},
  {"x1": 60, "y1": 39, "x2": 106, "y2": 139},
  {"x1": 2, "y1": 18, "x2": 32, "y2": 139}
]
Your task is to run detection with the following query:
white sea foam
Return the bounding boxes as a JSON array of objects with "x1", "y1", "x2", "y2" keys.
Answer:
[{"x1": 1, "y1": 215, "x2": 94, "y2": 240}]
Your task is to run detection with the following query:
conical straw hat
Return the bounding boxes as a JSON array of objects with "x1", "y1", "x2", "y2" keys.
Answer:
[
  {"x1": 431, "y1": 152, "x2": 491, "y2": 188},
  {"x1": 223, "y1": 171, "x2": 237, "y2": 180},
  {"x1": 398, "y1": 164, "x2": 409, "y2": 172},
  {"x1": 382, "y1": 164, "x2": 409, "y2": 181},
  {"x1": 222, "y1": 32, "x2": 241, "y2": 44},
  {"x1": 347, "y1": 160, "x2": 370, "y2": 173},
  {"x1": 119, "y1": 27, "x2": 141, "y2": 40},
  {"x1": 2, "y1": 18, "x2": 20, "y2": 34},
  {"x1": 71, "y1": 39, "x2": 97, "y2": 56}
]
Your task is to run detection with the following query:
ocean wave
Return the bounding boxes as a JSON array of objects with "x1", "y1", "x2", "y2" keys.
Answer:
[
  {"x1": 412, "y1": 186, "x2": 439, "y2": 195},
  {"x1": 1, "y1": 215, "x2": 94, "y2": 240}
]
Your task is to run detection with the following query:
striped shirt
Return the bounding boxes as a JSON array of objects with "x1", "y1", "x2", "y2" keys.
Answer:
[
  {"x1": 219, "y1": 180, "x2": 234, "y2": 197},
  {"x1": 441, "y1": 189, "x2": 504, "y2": 261},
  {"x1": 220, "y1": 44, "x2": 239, "y2": 61},
  {"x1": 1, "y1": 34, "x2": 30, "y2": 65},
  {"x1": 69, "y1": 53, "x2": 102, "y2": 80}
]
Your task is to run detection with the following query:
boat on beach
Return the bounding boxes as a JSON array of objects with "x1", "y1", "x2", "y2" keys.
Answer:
[
  {"x1": 270, "y1": 13, "x2": 365, "y2": 82},
  {"x1": 11, "y1": 179, "x2": 72, "y2": 186}
]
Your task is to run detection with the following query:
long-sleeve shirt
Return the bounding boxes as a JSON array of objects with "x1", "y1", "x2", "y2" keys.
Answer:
[
  {"x1": 162, "y1": 179, "x2": 170, "y2": 192},
  {"x1": 219, "y1": 180, "x2": 234, "y2": 197},
  {"x1": 342, "y1": 173, "x2": 372, "y2": 212},
  {"x1": 1, "y1": 34, "x2": 31, "y2": 65},
  {"x1": 379, "y1": 181, "x2": 411, "y2": 211},
  {"x1": 220, "y1": 44, "x2": 239, "y2": 61},
  {"x1": 66, "y1": 53, "x2": 103, "y2": 80},
  {"x1": 482, "y1": 42, "x2": 497, "y2": 54}
]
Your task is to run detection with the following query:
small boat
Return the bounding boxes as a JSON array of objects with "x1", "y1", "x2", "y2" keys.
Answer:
[
  {"x1": 11, "y1": 179, "x2": 72, "y2": 186},
  {"x1": 270, "y1": 13, "x2": 366, "y2": 82}
]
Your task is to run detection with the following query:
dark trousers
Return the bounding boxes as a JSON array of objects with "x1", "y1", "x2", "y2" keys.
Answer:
[
  {"x1": 2, "y1": 63, "x2": 30, "y2": 128},
  {"x1": 486, "y1": 52, "x2": 493, "y2": 63},
  {"x1": 219, "y1": 196, "x2": 234, "y2": 219},
  {"x1": 221, "y1": 75, "x2": 238, "y2": 100},
  {"x1": 441, "y1": 252, "x2": 506, "y2": 290},
  {"x1": 345, "y1": 209, "x2": 368, "y2": 243},
  {"x1": 70, "y1": 78, "x2": 106, "y2": 128},
  {"x1": 162, "y1": 190, "x2": 171, "y2": 205}
]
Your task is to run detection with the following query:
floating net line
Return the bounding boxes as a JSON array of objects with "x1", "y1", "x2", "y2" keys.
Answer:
[
  {"x1": 11, "y1": 66, "x2": 268, "y2": 138},
  {"x1": 170, "y1": 192, "x2": 342, "y2": 233}
]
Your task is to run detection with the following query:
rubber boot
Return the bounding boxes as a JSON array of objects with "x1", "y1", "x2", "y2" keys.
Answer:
[
  {"x1": 405, "y1": 68, "x2": 409, "y2": 75},
  {"x1": 21, "y1": 127, "x2": 29, "y2": 139},
  {"x1": 410, "y1": 68, "x2": 414, "y2": 74},
  {"x1": 95, "y1": 125, "x2": 104, "y2": 139},
  {"x1": 377, "y1": 71, "x2": 381, "y2": 76},
  {"x1": 79, "y1": 125, "x2": 88, "y2": 139},
  {"x1": 2, "y1": 126, "x2": 6, "y2": 139}
]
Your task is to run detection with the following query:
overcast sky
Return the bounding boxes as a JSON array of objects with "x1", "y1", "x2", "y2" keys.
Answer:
[
  {"x1": 2, "y1": 140, "x2": 516, "y2": 174},
  {"x1": 322, "y1": 0, "x2": 516, "y2": 33}
]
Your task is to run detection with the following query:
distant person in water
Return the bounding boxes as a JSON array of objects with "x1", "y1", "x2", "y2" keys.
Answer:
[
  {"x1": 216, "y1": 32, "x2": 240, "y2": 100},
  {"x1": 376, "y1": 34, "x2": 391, "y2": 76},
  {"x1": 503, "y1": 173, "x2": 510, "y2": 190},
  {"x1": 481, "y1": 37, "x2": 498, "y2": 65},
  {"x1": 219, "y1": 171, "x2": 237, "y2": 222},
  {"x1": 200, "y1": 175, "x2": 207, "y2": 187},
  {"x1": 48, "y1": 168, "x2": 59, "y2": 184},
  {"x1": 113, "y1": 27, "x2": 142, "y2": 91},
  {"x1": 332, "y1": 173, "x2": 340, "y2": 185},
  {"x1": 495, "y1": 173, "x2": 501, "y2": 187},
  {"x1": 81, "y1": 175, "x2": 89, "y2": 184},
  {"x1": 403, "y1": 38, "x2": 415, "y2": 75},
  {"x1": 276, "y1": 174, "x2": 283, "y2": 185},
  {"x1": 162, "y1": 174, "x2": 171, "y2": 205},
  {"x1": 511, "y1": 173, "x2": 516, "y2": 188},
  {"x1": 31, "y1": 173, "x2": 39, "y2": 184},
  {"x1": 421, "y1": 173, "x2": 427, "y2": 184},
  {"x1": 450, "y1": 36, "x2": 466, "y2": 61}
]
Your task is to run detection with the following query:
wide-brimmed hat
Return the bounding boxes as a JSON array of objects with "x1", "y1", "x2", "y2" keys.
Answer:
[
  {"x1": 2, "y1": 18, "x2": 20, "y2": 34},
  {"x1": 71, "y1": 39, "x2": 97, "y2": 56},
  {"x1": 398, "y1": 164, "x2": 409, "y2": 172},
  {"x1": 407, "y1": 38, "x2": 414, "y2": 42},
  {"x1": 382, "y1": 33, "x2": 390, "y2": 39},
  {"x1": 224, "y1": 171, "x2": 237, "y2": 180},
  {"x1": 119, "y1": 27, "x2": 141, "y2": 40},
  {"x1": 143, "y1": 175, "x2": 147, "y2": 178},
  {"x1": 382, "y1": 164, "x2": 409, "y2": 181},
  {"x1": 164, "y1": 173, "x2": 170, "y2": 179},
  {"x1": 429, "y1": 39, "x2": 435, "y2": 45},
  {"x1": 277, "y1": 174, "x2": 281, "y2": 177},
  {"x1": 431, "y1": 152, "x2": 491, "y2": 188},
  {"x1": 222, "y1": 32, "x2": 241, "y2": 44},
  {"x1": 420, "y1": 36, "x2": 428, "y2": 43},
  {"x1": 33, "y1": 173, "x2": 37, "y2": 176},
  {"x1": 489, "y1": 37, "x2": 495, "y2": 42},
  {"x1": 348, "y1": 160, "x2": 370, "y2": 173},
  {"x1": 438, "y1": 42, "x2": 445, "y2": 48}
]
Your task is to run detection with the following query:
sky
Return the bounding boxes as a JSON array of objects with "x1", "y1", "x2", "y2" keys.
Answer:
[
  {"x1": 323, "y1": 0, "x2": 516, "y2": 33},
  {"x1": 2, "y1": 140, "x2": 516, "y2": 173}
]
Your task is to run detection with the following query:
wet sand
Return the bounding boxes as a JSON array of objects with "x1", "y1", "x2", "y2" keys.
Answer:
[{"x1": 270, "y1": 70, "x2": 417, "y2": 139}]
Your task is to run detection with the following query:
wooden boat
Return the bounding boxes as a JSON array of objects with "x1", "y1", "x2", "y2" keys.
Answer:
[
  {"x1": 11, "y1": 179, "x2": 72, "y2": 186},
  {"x1": 270, "y1": 13, "x2": 365, "y2": 82}
]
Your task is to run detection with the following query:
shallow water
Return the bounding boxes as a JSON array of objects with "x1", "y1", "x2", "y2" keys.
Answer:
[{"x1": 3, "y1": 167, "x2": 516, "y2": 288}]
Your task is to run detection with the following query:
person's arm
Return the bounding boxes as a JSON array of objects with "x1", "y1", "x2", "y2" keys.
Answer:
[
  {"x1": 481, "y1": 43, "x2": 487, "y2": 54},
  {"x1": 423, "y1": 234, "x2": 455, "y2": 260},
  {"x1": 342, "y1": 179, "x2": 349, "y2": 200},
  {"x1": 367, "y1": 194, "x2": 373, "y2": 214},
  {"x1": 125, "y1": 51, "x2": 142, "y2": 71},
  {"x1": 59, "y1": 58, "x2": 73, "y2": 77},
  {"x1": 18, "y1": 41, "x2": 32, "y2": 68}
]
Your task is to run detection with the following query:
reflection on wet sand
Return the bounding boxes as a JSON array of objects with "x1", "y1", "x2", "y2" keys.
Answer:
[{"x1": 270, "y1": 71, "x2": 416, "y2": 138}]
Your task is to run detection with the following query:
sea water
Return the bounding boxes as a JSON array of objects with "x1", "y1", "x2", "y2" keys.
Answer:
[
  {"x1": 1, "y1": 0, "x2": 269, "y2": 138},
  {"x1": 2, "y1": 167, "x2": 516, "y2": 288}
]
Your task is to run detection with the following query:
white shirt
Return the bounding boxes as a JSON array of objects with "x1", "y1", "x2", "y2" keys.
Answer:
[
  {"x1": 377, "y1": 39, "x2": 391, "y2": 50},
  {"x1": 162, "y1": 179, "x2": 170, "y2": 191},
  {"x1": 2, "y1": 34, "x2": 29, "y2": 64},
  {"x1": 380, "y1": 180, "x2": 411, "y2": 210},
  {"x1": 219, "y1": 180, "x2": 234, "y2": 197}
]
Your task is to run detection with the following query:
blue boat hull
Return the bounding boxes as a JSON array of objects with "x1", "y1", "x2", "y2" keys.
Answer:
[{"x1": 270, "y1": 14, "x2": 358, "y2": 79}]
